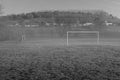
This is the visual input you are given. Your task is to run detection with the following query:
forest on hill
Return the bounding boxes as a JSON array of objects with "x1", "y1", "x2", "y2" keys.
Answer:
[{"x1": 1, "y1": 10, "x2": 120, "y2": 26}]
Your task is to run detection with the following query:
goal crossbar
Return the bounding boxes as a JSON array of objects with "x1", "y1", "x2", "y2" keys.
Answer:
[
  {"x1": 67, "y1": 31, "x2": 99, "y2": 46},
  {"x1": 67, "y1": 31, "x2": 99, "y2": 33}
]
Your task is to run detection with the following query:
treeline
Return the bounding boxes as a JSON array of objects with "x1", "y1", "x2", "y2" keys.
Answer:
[{"x1": 1, "y1": 10, "x2": 120, "y2": 26}]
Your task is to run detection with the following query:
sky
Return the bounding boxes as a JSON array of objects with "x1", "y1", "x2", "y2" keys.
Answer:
[{"x1": 1, "y1": 0, "x2": 120, "y2": 18}]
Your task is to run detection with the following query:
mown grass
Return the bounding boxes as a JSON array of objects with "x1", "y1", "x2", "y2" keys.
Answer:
[{"x1": 0, "y1": 45, "x2": 120, "y2": 80}]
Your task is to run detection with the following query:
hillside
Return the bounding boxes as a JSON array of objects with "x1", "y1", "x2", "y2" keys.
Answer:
[{"x1": 0, "y1": 10, "x2": 120, "y2": 27}]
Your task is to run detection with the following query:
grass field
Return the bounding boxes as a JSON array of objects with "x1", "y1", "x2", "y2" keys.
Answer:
[
  {"x1": 17, "y1": 38, "x2": 120, "y2": 46},
  {"x1": 0, "y1": 37, "x2": 120, "y2": 80}
]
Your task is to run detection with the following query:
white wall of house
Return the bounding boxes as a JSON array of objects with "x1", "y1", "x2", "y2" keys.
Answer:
[
  {"x1": 105, "y1": 20, "x2": 113, "y2": 26},
  {"x1": 45, "y1": 22, "x2": 50, "y2": 26},
  {"x1": 83, "y1": 23, "x2": 94, "y2": 26}
]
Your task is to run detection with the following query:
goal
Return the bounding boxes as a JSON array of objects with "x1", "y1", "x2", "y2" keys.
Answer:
[{"x1": 67, "y1": 31, "x2": 99, "y2": 46}]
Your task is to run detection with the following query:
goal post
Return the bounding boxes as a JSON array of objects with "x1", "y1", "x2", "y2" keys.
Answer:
[{"x1": 67, "y1": 31, "x2": 99, "y2": 46}]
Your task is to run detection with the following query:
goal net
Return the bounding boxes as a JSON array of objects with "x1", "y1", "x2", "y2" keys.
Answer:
[{"x1": 67, "y1": 31, "x2": 99, "y2": 46}]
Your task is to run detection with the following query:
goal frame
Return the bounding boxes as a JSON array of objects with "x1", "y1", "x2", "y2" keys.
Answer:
[{"x1": 67, "y1": 31, "x2": 99, "y2": 46}]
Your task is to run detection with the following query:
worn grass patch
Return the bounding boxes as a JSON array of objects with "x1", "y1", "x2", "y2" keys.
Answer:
[{"x1": 0, "y1": 45, "x2": 120, "y2": 80}]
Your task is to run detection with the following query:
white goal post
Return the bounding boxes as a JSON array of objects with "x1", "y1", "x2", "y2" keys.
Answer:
[{"x1": 67, "y1": 31, "x2": 99, "y2": 46}]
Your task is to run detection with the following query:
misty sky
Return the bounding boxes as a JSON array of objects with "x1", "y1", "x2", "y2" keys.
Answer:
[{"x1": 1, "y1": 0, "x2": 120, "y2": 18}]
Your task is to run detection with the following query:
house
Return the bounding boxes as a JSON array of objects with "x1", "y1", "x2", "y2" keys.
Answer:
[
  {"x1": 105, "y1": 20, "x2": 113, "y2": 26},
  {"x1": 53, "y1": 22, "x2": 57, "y2": 26},
  {"x1": 45, "y1": 22, "x2": 50, "y2": 26},
  {"x1": 8, "y1": 22, "x2": 21, "y2": 27},
  {"x1": 24, "y1": 24, "x2": 39, "y2": 27},
  {"x1": 60, "y1": 23, "x2": 64, "y2": 26},
  {"x1": 30, "y1": 24, "x2": 39, "y2": 27},
  {"x1": 83, "y1": 23, "x2": 94, "y2": 26},
  {"x1": 25, "y1": 25, "x2": 31, "y2": 27}
]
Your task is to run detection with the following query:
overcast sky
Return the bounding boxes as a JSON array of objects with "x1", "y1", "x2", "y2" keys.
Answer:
[{"x1": 1, "y1": 0, "x2": 120, "y2": 18}]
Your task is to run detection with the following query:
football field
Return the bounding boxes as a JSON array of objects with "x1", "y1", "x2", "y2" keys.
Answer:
[
  {"x1": 0, "y1": 37, "x2": 120, "y2": 80},
  {"x1": 0, "y1": 38, "x2": 119, "y2": 48}
]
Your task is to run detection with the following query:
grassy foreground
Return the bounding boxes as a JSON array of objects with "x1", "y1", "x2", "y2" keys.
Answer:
[{"x1": 0, "y1": 45, "x2": 120, "y2": 80}]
